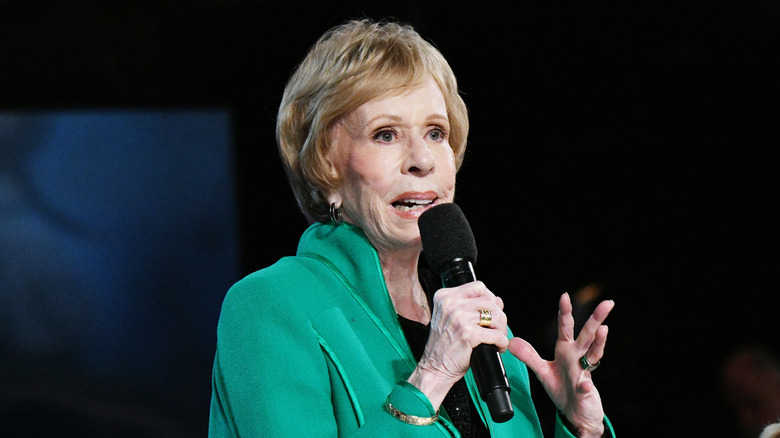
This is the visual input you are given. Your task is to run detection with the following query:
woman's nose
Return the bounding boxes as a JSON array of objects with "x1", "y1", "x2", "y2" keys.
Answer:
[{"x1": 403, "y1": 136, "x2": 434, "y2": 176}]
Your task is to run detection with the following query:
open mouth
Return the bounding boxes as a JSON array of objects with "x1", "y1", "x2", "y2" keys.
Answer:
[{"x1": 391, "y1": 198, "x2": 434, "y2": 212}]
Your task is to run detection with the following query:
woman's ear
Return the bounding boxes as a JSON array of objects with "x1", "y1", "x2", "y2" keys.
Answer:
[
  {"x1": 323, "y1": 154, "x2": 340, "y2": 182},
  {"x1": 322, "y1": 120, "x2": 349, "y2": 212},
  {"x1": 322, "y1": 148, "x2": 342, "y2": 209},
  {"x1": 323, "y1": 124, "x2": 343, "y2": 181},
  {"x1": 325, "y1": 189, "x2": 342, "y2": 210}
]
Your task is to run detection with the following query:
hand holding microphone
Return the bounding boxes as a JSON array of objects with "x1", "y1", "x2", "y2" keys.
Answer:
[{"x1": 417, "y1": 203, "x2": 514, "y2": 423}]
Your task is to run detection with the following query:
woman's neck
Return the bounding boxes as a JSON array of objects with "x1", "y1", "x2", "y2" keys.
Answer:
[{"x1": 379, "y1": 249, "x2": 430, "y2": 325}]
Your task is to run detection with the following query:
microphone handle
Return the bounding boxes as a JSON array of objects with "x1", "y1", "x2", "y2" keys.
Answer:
[{"x1": 441, "y1": 259, "x2": 514, "y2": 423}]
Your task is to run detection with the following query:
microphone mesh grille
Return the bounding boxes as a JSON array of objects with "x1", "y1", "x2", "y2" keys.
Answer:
[{"x1": 418, "y1": 203, "x2": 478, "y2": 273}]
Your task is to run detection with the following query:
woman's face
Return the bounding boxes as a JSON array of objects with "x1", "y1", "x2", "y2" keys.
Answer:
[{"x1": 327, "y1": 77, "x2": 457, "y2": 255}]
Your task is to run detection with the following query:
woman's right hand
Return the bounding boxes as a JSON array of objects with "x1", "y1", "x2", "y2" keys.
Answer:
[{"x1": 406, "y1": 281, "x2": 509, "y2": 409}]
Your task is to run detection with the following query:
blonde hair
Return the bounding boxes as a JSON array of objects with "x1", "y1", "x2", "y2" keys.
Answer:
[{"x1": 276, "y1": 18, "x2": 469, "y2": 223}]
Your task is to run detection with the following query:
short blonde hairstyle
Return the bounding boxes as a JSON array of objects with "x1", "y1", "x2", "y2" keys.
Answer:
[{"x1": 276, "y1": 19, "x2": 469, "y2": 223}]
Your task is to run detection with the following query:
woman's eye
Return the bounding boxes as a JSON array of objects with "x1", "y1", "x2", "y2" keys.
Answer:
[
  {"x1": 428, "y1": 128, "x2": 446, "y2": 142},
  {"x1": 374, "y1": 130, "x2": 396, "y2": 143}
]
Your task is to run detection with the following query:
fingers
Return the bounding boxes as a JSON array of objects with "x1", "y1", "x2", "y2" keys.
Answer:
[
  {"x1": 568, "y1": 299, "x2": 613, "y2": 378},
  {"x1": 576, "y1": 299, "x2": 614, "y2": 351},
  {"x1": 435, "y1": 281, "x2": 500, "y2": 302},
  {"x1": 590, "y1": 325, "x2": 608, "y2": 358},
  {"x1": 495, "y1": 295, "x2": 505, "y2": 310},
  {"x1": 508, "y1": 337, "x2": 549, "y2": 379},
  {"x1": 473, "y1": 305, "x2": 507, "y2": 331},
  {"x1": 580, "y1": 324, "x2": 608, "y2": 369},
  {"x1": 434, "y1": 282, "x2": 505, "y2": 324},
  {"x1": 431, "y1": 282, "x2": 509, "y2": 348},
  {"x1": 551, "y1": 293, "x2": 615, "y2": 374},
  {"x1": 558, "y1": 292, "x2": 575, "y2": 342}
]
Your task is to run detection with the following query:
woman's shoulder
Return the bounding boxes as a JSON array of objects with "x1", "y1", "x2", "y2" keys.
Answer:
[
  {"x1": 221, "y1": 255, "x2": 341, "y2": 311},
  {"x1": 214, "y1": 256, "x2": 338, "y2": 354}
]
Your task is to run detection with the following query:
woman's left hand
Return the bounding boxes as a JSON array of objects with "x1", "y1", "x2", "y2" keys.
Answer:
[{"x1": 508, "y1": 292, "x2": 614, "y2": 438}]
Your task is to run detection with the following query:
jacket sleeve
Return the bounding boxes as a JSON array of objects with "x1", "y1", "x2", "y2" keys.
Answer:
[
  {"x1": 208, "y1": 270, "x2": 339, "y2": 437},
  {"x1": 553, "y1": 412, "x2": 617, "y2": 438}
]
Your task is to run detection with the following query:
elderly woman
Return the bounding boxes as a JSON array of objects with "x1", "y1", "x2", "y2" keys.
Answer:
[{"x1": 209, "y1": 19, "x2": 615, "y2": 437}]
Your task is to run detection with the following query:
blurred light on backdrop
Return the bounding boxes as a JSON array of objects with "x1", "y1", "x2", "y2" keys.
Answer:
[{"x1": 0, "y1": 109, "x2": 239, "y2": 436}]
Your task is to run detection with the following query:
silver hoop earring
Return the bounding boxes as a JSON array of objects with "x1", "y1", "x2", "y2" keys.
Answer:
[{"x1": 329, "y1": 203, "x2": 343, "y2": 224}]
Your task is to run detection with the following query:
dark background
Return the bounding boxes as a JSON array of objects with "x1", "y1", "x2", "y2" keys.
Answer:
[{"x1": 2, "y1": 1, "x2": 779, "y2": 437}]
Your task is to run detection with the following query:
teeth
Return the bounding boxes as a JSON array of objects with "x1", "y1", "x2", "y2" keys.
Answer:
[
  {"x1": 396, "y1": 205, "x2": 423, "y2": 211},
  {"x1": 393, "y1": 199, "x2": 433, "y2": 211}
]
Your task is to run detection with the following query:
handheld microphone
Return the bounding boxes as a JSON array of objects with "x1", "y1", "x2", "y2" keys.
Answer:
[{"x1": 418, "y1": 203, "x2": 514, "y2": 423}]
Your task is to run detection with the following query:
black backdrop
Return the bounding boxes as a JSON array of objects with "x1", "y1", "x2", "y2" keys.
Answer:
[{"x1": 2, "y1": 1, "x2": 779, "y2": 437}]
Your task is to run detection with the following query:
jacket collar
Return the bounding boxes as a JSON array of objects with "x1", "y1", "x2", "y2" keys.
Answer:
[
  {"x1": 297, "y1": 222, "x2": 416, "y2": 367},
  {"x1": 297, "y1": 222, "x2": 390, "y2": 310}
]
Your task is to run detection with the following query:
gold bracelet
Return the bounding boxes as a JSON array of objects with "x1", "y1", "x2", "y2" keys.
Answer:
[{"x1": 384, "y1": 402, "x2": 439, "y2": 426}]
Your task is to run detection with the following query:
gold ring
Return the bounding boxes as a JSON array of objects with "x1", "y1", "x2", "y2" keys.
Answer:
[{"x1": 478, "y1": 309, "x2": 492, "y2": 327}]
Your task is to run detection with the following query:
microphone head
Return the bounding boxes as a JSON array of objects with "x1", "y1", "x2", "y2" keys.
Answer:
[{"x1": 418, "y1": 203, "x2": 478, "y2": 273}]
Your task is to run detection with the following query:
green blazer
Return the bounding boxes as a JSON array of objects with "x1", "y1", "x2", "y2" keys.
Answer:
[{"x1": 209, "y1": 222, "x2": 614, "y2": 437}]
